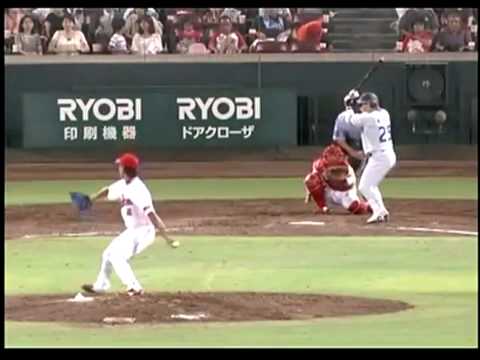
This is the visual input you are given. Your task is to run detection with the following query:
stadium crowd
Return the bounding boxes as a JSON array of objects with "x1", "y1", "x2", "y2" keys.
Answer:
[
  {"x1": 395, "y1": 8, "x2": 477, "y2": 53},
  {"x1": 4, "y1": 8, "x2": 477, "y2": 55}
]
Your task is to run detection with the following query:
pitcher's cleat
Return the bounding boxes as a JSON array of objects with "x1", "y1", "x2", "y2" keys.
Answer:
[
  {"x1": 127, "y1": 288, "x2": 145, "y2": 296},
  {"x1": 81, "y1": 284, "x2": 104, "y2": 294}
]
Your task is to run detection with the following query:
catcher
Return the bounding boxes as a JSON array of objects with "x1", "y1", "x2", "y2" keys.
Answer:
[{"x1": 304, "y1": 144, "x2": 371, "y2": 215}]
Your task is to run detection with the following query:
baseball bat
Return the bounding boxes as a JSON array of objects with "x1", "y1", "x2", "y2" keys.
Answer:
[{"x1": 353, "y1": 56, "x2": 385, "y2": 91}]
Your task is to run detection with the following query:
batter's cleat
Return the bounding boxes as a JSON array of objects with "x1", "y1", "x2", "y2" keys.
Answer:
[
  {"x1": 366, "y1": 211, "x2": 389, "y2": 224},
  {"x1": 127, "y1": 288, "x2": 145, "y2": 297},
  {"x1": 81, "y1": 284, "x2": 103, "y2": 294}
]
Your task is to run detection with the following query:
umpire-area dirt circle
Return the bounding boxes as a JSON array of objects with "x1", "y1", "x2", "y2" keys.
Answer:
[{"x1": 5, "y1": 292, "x2": 412, "y2": 324}]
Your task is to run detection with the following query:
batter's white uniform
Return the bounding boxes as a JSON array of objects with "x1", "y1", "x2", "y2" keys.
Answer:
[
  {"x1": 348, "y1": 108, "x2": 396, "y2": 217},
  {"x1": 93, "y1": 176, "x2": 156, "y2": 293}
]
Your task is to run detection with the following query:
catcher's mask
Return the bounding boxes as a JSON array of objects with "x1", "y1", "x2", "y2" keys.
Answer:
[{"x1": 323, "y1": 164, "x2": 349, "y2": 185}]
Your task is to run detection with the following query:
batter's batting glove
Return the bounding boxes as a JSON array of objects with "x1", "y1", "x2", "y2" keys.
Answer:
[{"x1": 70, "y1": 192, "x2": 92, "y2": 213}]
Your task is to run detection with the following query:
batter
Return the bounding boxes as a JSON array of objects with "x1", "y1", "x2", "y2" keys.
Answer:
[
  {"x1": 347, "y1": 92, "x2": 397, "y2": 224},
  {"x1": 81, "y1": 153, "x2": 179, "y2": 296}
]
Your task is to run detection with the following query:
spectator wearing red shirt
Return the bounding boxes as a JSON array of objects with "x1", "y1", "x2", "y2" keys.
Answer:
[
  {"x1": 401, "y1": 17, "x2": 433, "y2": 53},
  {"x1": 176, "y1": 20, "x2": 203, "y2": 53},
  {"x1": 296, "y1": 17, "x2": 324, "y2": 44},
  {"x1": 208, "y1": 15, "x2": 247, "y2": 54}
]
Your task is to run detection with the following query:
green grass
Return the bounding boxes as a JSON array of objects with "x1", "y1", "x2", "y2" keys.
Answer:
[
  {"x1": 5, "y1": 235, "x2": 478, "y2": 347},
  {"x1": 5, "y1": 176, "x2": 478, "y2": 346},
  {"x1": 5, "y1": 177, "x2": 478, "y2": 206}
]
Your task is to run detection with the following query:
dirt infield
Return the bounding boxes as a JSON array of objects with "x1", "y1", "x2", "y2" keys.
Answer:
[
  {"x1": 5, "y1": 198, "x2": 477, "y2": 240},
  {"x1": 5, "y1": 292, "x2": 412, "y2": 324}
]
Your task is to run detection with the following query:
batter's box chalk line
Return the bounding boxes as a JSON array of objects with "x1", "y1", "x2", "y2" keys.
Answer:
[
  {"x1": 288, "y1": 221, "x2": 326, "y2": 226},
  {"x1": 170, "y1": 312, "x2": 209, "y2": 320},
  {"x1": 103, "y1": 317, "x2": 136, "y2": 325},
  {"x1": 394, "y1": 226, "x2": 477, "y2": 236}
]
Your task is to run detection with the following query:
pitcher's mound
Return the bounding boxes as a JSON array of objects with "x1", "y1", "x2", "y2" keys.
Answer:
[{"x1": 6, "y1": 292, "x2": 412, "y2": 324}]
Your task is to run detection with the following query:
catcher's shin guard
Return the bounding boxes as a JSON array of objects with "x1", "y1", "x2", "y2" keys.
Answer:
[
  {"x1": 304, "y1": 173, "x2": 326, "y2": 209},
  {"x1": 347, "y1": 200, "x2": 372, "y2": 215}
]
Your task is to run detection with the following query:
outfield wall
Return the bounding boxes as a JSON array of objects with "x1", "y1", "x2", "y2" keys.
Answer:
[{"x1": 5, "y1": 53, "x2": 477, "y2": 149}]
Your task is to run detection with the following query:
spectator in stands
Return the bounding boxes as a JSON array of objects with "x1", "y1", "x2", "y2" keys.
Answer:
[
  {"x1": 295, "y1": 17, "x2": 325, "y2": 45},
  {"x1": 123, "y1": 8, "x2": 159, "y2": 20},
  {"x1": 48, "y1": 13, "x2": 90, "y2": 54},
  {"x1": 124, "y1": 8, "x2": 163, "y2": 45},
  {"x1": 31, "y1": 8, "x2": 51, "y2": 23},
  {"x1": 176, "y1": 19, "x2": 203, "y2": 53},
  {"x1": 400, "y1": 16, "x2": 433, "y2": 53},
  {"x1": 439, "y1": 8, "x2": 475, "y2": 29},
  {"x1": 398, "y1": 8, "x2": 439, "y2": 38},
  {"x1": 4, "y1": 10, "x2": 14, "y2": 53},
  {"x1": 5, "y1": 8, "x2": 25, "y2": 36},
  {"x1": 433, "y1": 11, "x2": 473, "y2": 51},
  {"x1": 15, "y1": 14, "x2": 42, "y2": 55},
  {"x1": 258, "y1": 8, "x2": 292, "y2": 22},
  {"x1": 72, "y1": 8, "x2": 85, "y2": 31},
  {"x1": 208, "y1": 15, "x2": 247, "y2": 54},
  {"x1": 202, "y1": 8, "x2": 223, "y2": 24},
  {"x1": 131, "y1": 15, "x2": 163, "y2": 55},
  {"x1": 256, "y1": 8, "x2": 290, "y2": 39},
  {"x1": 95, "y1": 8, "x2": 115, "y2": 49},
  {"x1": 108, "y1": 17, "x2": 128, "y2": 54},
  {"x1": 222, "y1": 8, "x2": 243, "y2": 23},
  {"x1": 44, "y1": 8, "x2": 65, "y2": 43}
]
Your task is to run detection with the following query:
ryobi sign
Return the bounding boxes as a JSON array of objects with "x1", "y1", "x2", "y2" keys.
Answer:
[
  {"x1": 57, "y1": 98, "x2": 142, "y2": 122},
  {"x1": 177, "y1": 97, "x2": 261, "y2": 120}
]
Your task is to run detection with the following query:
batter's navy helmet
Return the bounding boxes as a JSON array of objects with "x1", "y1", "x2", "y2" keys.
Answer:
[{"x1": 358, "y1": 92, "x2": 380, "y2": 108}]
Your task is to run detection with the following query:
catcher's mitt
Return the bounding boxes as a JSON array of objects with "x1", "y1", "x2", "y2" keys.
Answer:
[
  {"x1": 323, "y1": 165, "x2": 352, "y2": 192},
  {"x1": 70, "y1": 192, "x2": 92, "y2": 213},
  {"x1": 325, "y1": 165, "x2": 349, "y2": 182}
]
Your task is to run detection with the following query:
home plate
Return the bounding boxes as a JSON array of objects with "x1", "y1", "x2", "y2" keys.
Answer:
[
  {"x1": 67, "y1": 292, "x2": 94, "y2": 303},
  {"x1": 289, "y1": 221, "x2": 325, "y2": 226}
]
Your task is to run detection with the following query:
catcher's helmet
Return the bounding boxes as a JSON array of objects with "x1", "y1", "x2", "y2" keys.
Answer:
[{"x1": 358, "y1": 92, "x2": 379, "y2": 108}]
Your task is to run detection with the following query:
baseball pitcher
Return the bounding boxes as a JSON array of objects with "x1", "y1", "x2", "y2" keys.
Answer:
[
  {"x1": 304, "y1": 144, "x2": 372, "y2": 215},
  {"x1": 78, "y1": 152, "x2": 179, "y2": 296}
]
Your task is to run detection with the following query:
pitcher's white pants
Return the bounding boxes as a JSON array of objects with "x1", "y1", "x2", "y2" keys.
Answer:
[
  {"x1": 93, "y1": 225, "x2": 156, "y2": 292},
  {"x1": 358, "y1": 150, "x2": 396, "y2": 216}
]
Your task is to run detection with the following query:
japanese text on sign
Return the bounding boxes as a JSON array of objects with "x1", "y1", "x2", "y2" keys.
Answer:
[
  {"x1": 182, "y1": 125, "x2": 255, "y2": 140},
  {"x1": 64, "y1": 126, "x2": 137, "y2": 142}
]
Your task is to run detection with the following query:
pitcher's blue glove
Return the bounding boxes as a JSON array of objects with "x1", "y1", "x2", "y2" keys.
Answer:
[{"x1": 70, "y1": 192, "x2": 92, "y2": 212}]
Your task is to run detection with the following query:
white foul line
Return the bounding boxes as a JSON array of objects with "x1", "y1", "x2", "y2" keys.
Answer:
[
  {"x1": 395, "y1": 226, "x2": 478, "y2": 236},
  {"x1": 21, "y1": 227, "x2": 193, "y2": 239}
]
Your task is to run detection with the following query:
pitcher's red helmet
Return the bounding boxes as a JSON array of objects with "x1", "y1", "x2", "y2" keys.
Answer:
[{"x1": 115, "y1": 153, "x2": 140, "y2": 169}]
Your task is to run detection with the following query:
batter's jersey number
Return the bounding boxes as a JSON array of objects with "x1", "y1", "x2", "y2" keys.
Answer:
[{"x1": 378, "y1": 125, "x2": 392, "y2": 143}]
